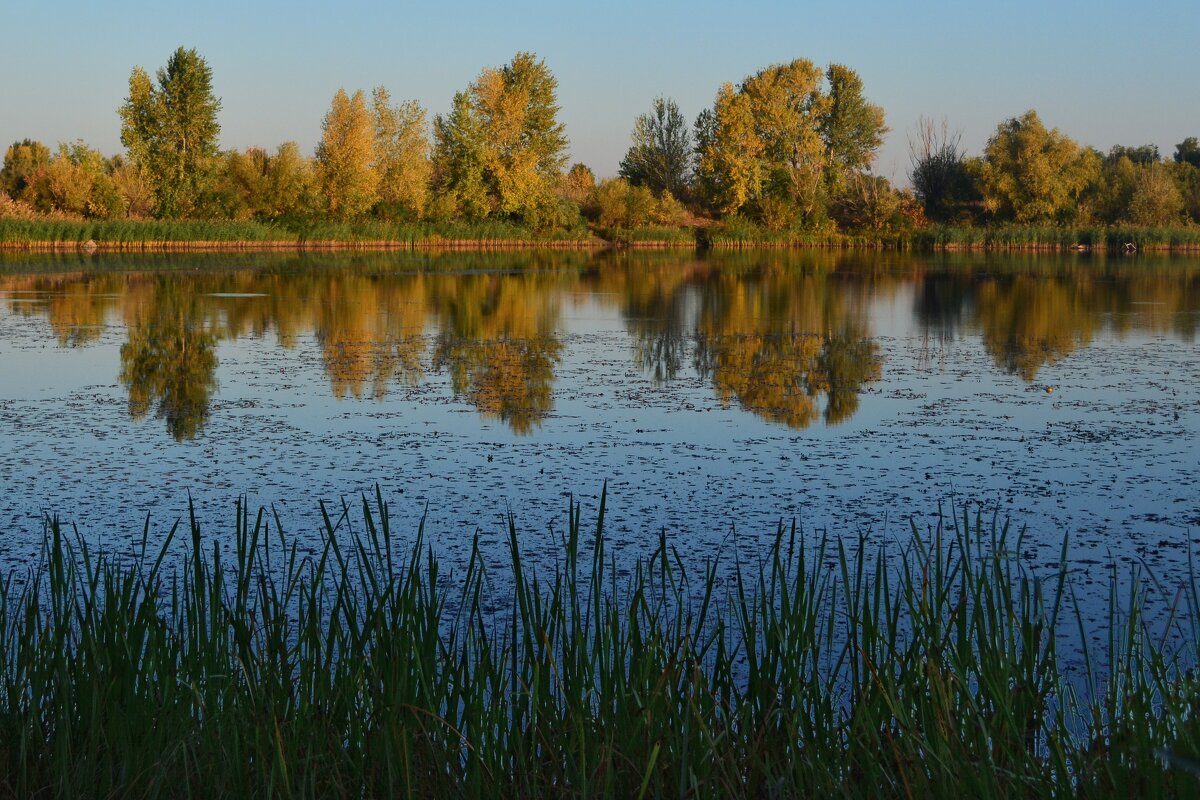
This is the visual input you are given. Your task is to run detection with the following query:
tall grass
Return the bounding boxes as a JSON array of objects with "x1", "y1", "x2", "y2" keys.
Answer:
[
  {"x1": 702, "y1": 218, "x2": 910, "y2": 250},
  {"x1": 914, "y1": 224, "x2": 1200, "y2": 251},
  {"x1": 0, "y1": 218, "x2": 293, "y2": 245},
  {"x1": 289, "y1": 218, "x2": 595, "y2": 244},
  {"x1": 2, "y1": 490, "x2": 1199, "y2": 797},
  {"x1": 596, "y1": 225, "x2": 697, "y2": 245},
  {"x1": 0, "y1": 218, "x2": 597, "y2": 249}
]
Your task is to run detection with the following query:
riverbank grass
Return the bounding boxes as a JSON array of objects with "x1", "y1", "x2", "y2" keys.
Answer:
[{"x1": 4, "y1": 216, "x2": 1200, "y2": 251}]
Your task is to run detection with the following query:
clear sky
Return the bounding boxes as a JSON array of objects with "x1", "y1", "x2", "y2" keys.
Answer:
[{"x1": 3, "y1": 0, "x2": 1197, "y2": 183}]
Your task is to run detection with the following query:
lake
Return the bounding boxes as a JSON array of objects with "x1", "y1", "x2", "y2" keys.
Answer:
[{"x1": 1, "y1": 249, "x2": 1197, "y2": 602}]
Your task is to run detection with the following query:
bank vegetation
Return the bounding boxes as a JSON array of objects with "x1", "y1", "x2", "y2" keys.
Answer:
[{"x1": 3, "y1": 48, "x2": 1200, "y2": 251}]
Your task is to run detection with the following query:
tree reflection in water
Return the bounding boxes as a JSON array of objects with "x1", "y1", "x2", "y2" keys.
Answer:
[
  {"x1": 119, "y1": 280, "x2": 218, "y2": 441},
  {"x1": 433, "y1": 335, "x2": 562, "y2": 434},
  {"x1": 2, "y1": 251, "x2": 1195, "y2": 439}
]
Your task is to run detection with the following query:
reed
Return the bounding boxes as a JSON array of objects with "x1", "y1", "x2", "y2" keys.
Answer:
[
  {"x1": 0, "y1": 218, "x2": 293, "y2": 245},
  {"x1": 913, "y1": 224, "x2": 1200, "y2": 251},
  {"x1": 1, "y1": 490, "x2": 1198, "y2": 797}
]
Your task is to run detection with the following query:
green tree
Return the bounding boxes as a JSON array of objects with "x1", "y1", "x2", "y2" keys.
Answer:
[
  {"x1": 372, "y1": 86, "x2": 432, "y2": 219},
  {"x1": 820, "y1": 64, "x2": 888, "y2": 192},
  {"x1": 108, "y1": 155, "x2": 156, "y2": 218},
  {"x1": 316, "y1": 88, "x2": 378, "y2": 219},
  {"x1": 118, "y1": 47, "x2": 222, "y2": 218},
  {"x1": 262, "y1": 142, "x2": 317, "y2": 220},
  {"x1": 1125, "y1": 162, "x2": 1184, "y2": 226},
  {"x1": 691, "y1": 108, "x2": 720, "y2": 208},
  {"x1": 619, "y1": 96, "x2": 692, "y2": 197},
  {"x1": 432, "y1": 90, "x2": 491, "y2": 219},
  {"x1": 557, "y1": 162, "x2": 595, "y2": 205},
  {"x1": 696, "y1": 58, "x2": 884, "y2": 228},
  {"x1": 1174, "y1": 137, "x2": 1200, "y2": 168},
  {"x1": 1172, "y1": 160, "x2": 1200, "y2": 223},
  {"x1": 1089, "y1": 154, "x2": 1138, "y2": 224},
  {"x1": 908, "y1": 117, "x2": 974, "y2": 221},
  {"x1": 743, "y1": 59, "x2": 830, "y2": 223},
  {"x1": 976, "y1": 110, "x2": 1099, "y2": 223},
  {"x1": 1107, "y1": 144, "x2": 1159, "y2": 165},
  {"x1": 203, "y1": 147, "x2": 268, "y2": 219},
  {"x1": 696, "y1": 82, "x2": 764, "y2": 215},
  {"x1": 1, "y1": 139, "x2": 51, "y2": 198}
]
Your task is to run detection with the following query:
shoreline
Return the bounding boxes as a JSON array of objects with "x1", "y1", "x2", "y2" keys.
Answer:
[
  {"x1": 0, "y1": 238, "x2": 706, "y2": 253},
  {"x1": 3, "y1": 238, "x2": 1199, "y2": 254}
]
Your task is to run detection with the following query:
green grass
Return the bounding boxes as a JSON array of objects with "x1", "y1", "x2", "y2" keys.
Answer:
[
  {"x1": 702, "y1": 218, "x2": 910, "y2": 250},
  {"x1": 0, "y1": 218, "x2": 597, "y2": 248},
  {"x1": 914, "y1": 224, "x2": 1200, "y2": 250},
  {"x1": 2, "y1": 490, "x2": 1200, "y2": 797},
  {"x1": 7, "y1": 216, "x2": 1199, "y2": 253},
  {"x1": 0, "y1": 218, "x2": 295, "y2": 245},
  {"x1": 596, "y1": 225, "x2": 697, "y2": 245},
  {"x1": 290, "y1": 218, "x2": 595, "y2": 244}
]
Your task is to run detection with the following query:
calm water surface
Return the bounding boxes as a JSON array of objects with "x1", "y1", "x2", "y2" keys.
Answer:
[{"x1": 1, "y1": 249, "x2": 1197, "y2": 596}]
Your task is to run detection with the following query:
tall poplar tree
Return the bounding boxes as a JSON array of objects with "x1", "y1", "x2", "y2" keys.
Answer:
[
  {"x1": 820, "y1": 64, "x2": 888, "y2": 192},
  {"x1": 372, "y1": 87, "x2": 432, "y2": 219},
  {"x1": 433, "y1": 91, "x2": 491, "y2": 219},
  {"x1": 118, "y1": 47, "x2": 221, "y2": 218},
  {"x1": 316, "y1": 88, "x2": 378, "y2": 220}
]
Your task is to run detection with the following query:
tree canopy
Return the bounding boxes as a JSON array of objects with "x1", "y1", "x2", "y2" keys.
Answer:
[
  {"x1": 433, "y1": 52, "x2": 568, "y2": 222},
  {"x1": 4, "y1": 47, "x2": 1199, "y2": 236},
  {"x1": 118, "y1": 47, "x2": 221, "y2": 218},
  {"x1": 908, "y1": 117, "x2": 972, "y2": 221},
  {"x1": 372, "y1": 87, "x2": 431, "y2": 219},
  {"x1": 976, "y1": 110, "x2": 1099, "y2": 223},
  {"x1": 693, "y1": 59, "x2": 886, "y2": 228},
  {"x1": 316, "y1": 89, "x2": 378, "y2": 220},
  {"x1": 1175, "y1": 137, "x2": 1200, "y2": 168},
  {"x1": 619, "y1": 97, "x2": 692, "y2": 198},
  {"x1": 1, "y1": 139, "x2": 51, "y2": 198}
]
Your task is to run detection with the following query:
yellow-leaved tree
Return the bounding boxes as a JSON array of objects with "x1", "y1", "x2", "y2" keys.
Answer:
[
  {"x1": 372, "y1": 87, "x2": 431, "y2": 220},
  {"x1": 695, "y1": 58, "x2": 886, "y2": 230},
  {"x1": 433, "y1": 52, "x2": 568, "y2": 222},
  {"x1": 976, "y1": 110, "x2": 1099, "y2": 223},
  {"x1": 316, "y1": 88, "x2": 378, "y2": 220}
]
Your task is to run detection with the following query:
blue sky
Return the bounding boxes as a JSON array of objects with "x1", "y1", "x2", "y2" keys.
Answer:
[{"x1": 3, "y1": 0, "x2": 1197, "y2": 183}]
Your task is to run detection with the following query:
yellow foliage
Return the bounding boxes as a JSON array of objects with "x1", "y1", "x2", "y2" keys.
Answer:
[{"x1": 317, "y1": 88, "x2": 379, "y2": 219}]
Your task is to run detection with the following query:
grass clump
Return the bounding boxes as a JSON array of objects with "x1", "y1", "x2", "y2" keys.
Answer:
[
  {"x1": 913, "y1": 224, "x2": 1200, "y2": 251},
  {"x1": 0, "y1": 217, "x2": 293, "y2": 245},
  {"x1": 1, "y1": 489, "x2": 1199, "y2": 797}
]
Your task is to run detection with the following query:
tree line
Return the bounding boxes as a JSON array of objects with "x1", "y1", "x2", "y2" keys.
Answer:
[{"x1": 2, "y1": 46, "x2": 1199, "y2": 236}]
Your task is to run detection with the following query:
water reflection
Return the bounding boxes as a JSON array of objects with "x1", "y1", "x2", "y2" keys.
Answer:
[
  {"x1": 119, "y1": 279, "x2": 218, "y2": 441},
  {"x1": 690, "y1": 264, "x2": 882, "y2": 427},
  {"x1": 1, "y1": 251, "x2": 1197, "y2": 439}
]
